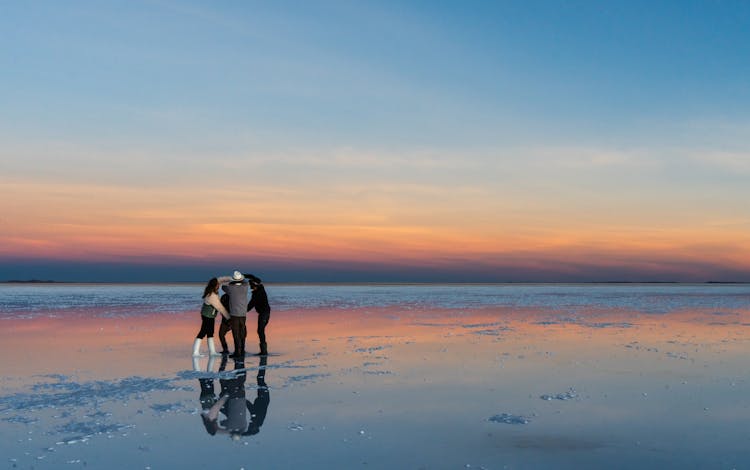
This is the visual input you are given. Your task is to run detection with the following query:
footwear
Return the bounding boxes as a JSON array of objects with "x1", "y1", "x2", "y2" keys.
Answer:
[
  {"x1": 192, "y1": 338, "x2": 203, "y2": 357},
  {"x1": 207, "y1": 338, "x2": 221, "y2": 357}
]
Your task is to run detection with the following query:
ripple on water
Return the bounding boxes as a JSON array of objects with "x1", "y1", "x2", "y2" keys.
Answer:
[{"x1": 489, "y1": 413, "x2": 530, "y2": 425}]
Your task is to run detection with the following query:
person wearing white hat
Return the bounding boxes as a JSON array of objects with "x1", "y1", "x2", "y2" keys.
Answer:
[{"x1": 221, "y1": 270, "x2": 250, "y2": 358}]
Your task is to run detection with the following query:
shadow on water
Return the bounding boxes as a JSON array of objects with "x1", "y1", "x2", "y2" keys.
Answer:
[{"x1": 197, "y1": 355, "x2": 270, "y2": 440}]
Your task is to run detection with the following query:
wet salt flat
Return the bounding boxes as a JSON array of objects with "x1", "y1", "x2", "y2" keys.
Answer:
[{"x1": 1, "y1": 284, "x2": 750, "y2": 469}]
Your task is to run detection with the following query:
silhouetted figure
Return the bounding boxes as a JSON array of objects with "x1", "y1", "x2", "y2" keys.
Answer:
[{"x1": 246, "y1": 275, "x2": 271, "y2": 356}]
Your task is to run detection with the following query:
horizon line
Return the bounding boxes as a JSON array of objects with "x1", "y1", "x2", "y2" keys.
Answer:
[{"x1": 3, "y1": 280, "x2": 750, "y2": 285}]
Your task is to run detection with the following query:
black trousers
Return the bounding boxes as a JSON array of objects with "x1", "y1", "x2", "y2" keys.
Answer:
[
  {"x1": 257, "y1": 313, "x2": 270, "y2": 344},
  {"x1": 230, "y1": 316, "x2": 247, "y2": 354},
  {"x1": 196, "y1": 315, "x2": 215, "y2": 339},
  {"x1": 199, "y1": 378, "x2": 216, "y2": 410},
  {"x1": 218, "y1": 317, "x2": 231, "y2": 351}
]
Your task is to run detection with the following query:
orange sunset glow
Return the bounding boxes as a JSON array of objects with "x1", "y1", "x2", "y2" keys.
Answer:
[{"x1": 1, "y1": 1, "x2": 749, "y2": 282}]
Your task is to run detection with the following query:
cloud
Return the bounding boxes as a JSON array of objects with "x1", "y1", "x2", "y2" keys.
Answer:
[{"x1": 691, "y1": 151, "x2": 750, "y2": 174}]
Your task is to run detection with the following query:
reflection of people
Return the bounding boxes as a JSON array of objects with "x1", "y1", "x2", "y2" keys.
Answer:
[
  {"x1": 246, "y1": 275, "x2": 271, "y2": 356},
  {"x1": 222, "y1": 271, "x2": 250, "y2": 358},
  {"x1": 192, "y1": 278, "x2": 231, "y2": 357},
  {"x1": 200, "y1": 356, "x2": 270, "y2": 439},
  {"x1": 194, "y1": 356, "x2": 218, "y2": 424},
  {"x1": 246, "y1": 355, "x2": 270, "y2": 435},
  {"x1": 201, "y1": 356, "x2": 246, "y2": 437}
]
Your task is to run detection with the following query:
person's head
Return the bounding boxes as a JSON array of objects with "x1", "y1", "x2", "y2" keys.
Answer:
[
  {"x1": 203, "y1": 278, "x2": 219, "y2": 298},
  {"x1": 247, "y1": 274, "x2": 262, "y2": 290}
]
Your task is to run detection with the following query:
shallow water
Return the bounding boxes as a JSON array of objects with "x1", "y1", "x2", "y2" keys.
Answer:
[
  {"x1": 1, "y1": 284, "x2": 749, "y2": 469},
  {"x1": 2, "y1": 283, "x2": 750, "y2": 317}
]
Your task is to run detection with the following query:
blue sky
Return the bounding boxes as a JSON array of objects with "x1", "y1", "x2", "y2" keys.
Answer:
[
  {"x1": 4, "y1": 0, "x2": 748, "y2": 146},
  {"x1": 1, "y1": 1, "x2": 749, "y2": 282}
]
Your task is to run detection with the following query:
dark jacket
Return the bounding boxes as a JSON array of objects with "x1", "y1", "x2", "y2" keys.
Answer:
[{"x1": 247, "y1": 285, "x2": 270, "y2": 315}]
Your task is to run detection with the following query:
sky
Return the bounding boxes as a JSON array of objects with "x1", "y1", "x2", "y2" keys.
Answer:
[{"x1": 1, "y1": 0, "x2": 749, "y2": 282}]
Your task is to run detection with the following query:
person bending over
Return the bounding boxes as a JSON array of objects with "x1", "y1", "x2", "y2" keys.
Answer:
[{"x1": 246, "y1": 274, "x2": 271, "y2": 356}]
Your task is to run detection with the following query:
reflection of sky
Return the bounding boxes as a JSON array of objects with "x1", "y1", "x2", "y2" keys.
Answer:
[
  {"x1": 1, "y1": 299, "x2": 750, "y2": 468},
  {"x1": 1, "y1": 1, "x2": 749, "y2": 281}
]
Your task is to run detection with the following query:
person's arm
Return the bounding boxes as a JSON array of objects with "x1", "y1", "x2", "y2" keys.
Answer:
[
  {"x1": 203, "y1": 395, "x2": 228, "y2": 421},
  {"x1": 247, "y1": 296, "x2": 255, "y2": 313},
  {"x1": 217, "y1": 276, "x2": 232, "y2": 285},
  {"x1": 207, "y1": 293, "x2": 230, "y2": 319}
]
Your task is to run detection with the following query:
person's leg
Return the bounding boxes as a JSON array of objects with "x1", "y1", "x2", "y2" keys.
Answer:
[
  {"x1": 239, "y1": 317, "x2": 247, "y2": 356},
  {"x1": 194, "y1": 316, "x2": 212, "y2": 356},
  {"x1": 206, "y1": 318, "x2": 220, "y2": 356},
  {"x1": 197, "y1": 316, "x2": 212, "y2": 339},
  {"x1": 257, "y1": 315, "x2": 265, "y2": 344},
  {"x1": 218, "y1": 318, "x2": 230, "y2": 354},
  {"x1": 230, "y1": 317, "x2": 242, "y2": 357},
  {"x1": 257, "y1": 313, "x2": 269, "y2": 355}
]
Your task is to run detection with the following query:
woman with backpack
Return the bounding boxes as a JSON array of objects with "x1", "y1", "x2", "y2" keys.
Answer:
[{"x1": 193, "y1": 277, "x2": 231, "y2": 356}]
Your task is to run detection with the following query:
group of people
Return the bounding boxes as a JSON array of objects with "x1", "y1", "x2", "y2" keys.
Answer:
[{"x1": 193, "y1": 270, "x2": 271, "y2": 358}]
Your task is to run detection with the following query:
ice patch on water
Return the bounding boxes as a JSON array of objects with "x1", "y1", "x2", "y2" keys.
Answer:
[
  {"x1": 0, "y1": 376, "x2": 188, "y2": 412},
  {"x1": 176, "y1": 360, "x2": 317, "y2": 381},
  {"x1": 354, "y1": 345, "x2": 392, "y2": 353},
  {"x1": 471, "y1": 329, "x2": 503, "y2": 336},
  {"x1": 2, "y1": 415, "x2": 38, "y2": 424},
  {"x1": 56, "y1": 421, "x2": 133, "y2": 438},
  {"x1": 489, "y1": 413, "x2": 530, "y2": 425},
  {"x1": 284, "y1": 373, "x2": 330, "y2": 386},
  {"x1": 666, "y1": 352, "x2": 690, "y2": 360},
  {"x1": 37, "y1": 373, "x2": 70, "y2": 381},
  {"x1": 461, "y1": 322, "x2": 504, "y2": 328},
  {"x1": 540, "y1": 388, "x2": 578, "y2": 401},
  {"x1": 583, "y1": 322, "x2": 633, "y2": 329},
  {"x1": 411, "y1": 322, "x2": 459, "y2": 327},
  {"x1": 624, "y1": 342, "x2": 662, "y2": 353},
  {"x1": 150, "y1": 403, "x2": 185, "y2": 414}
]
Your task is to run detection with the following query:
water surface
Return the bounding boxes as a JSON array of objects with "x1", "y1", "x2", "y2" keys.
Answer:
[{"x1": 1, "y1": 284, "x2": 749, "y2": 469}]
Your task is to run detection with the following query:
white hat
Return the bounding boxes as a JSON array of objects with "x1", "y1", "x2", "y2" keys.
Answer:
[{"x1": 232, "y1": 270, "x2": 244, "y2": 281}]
